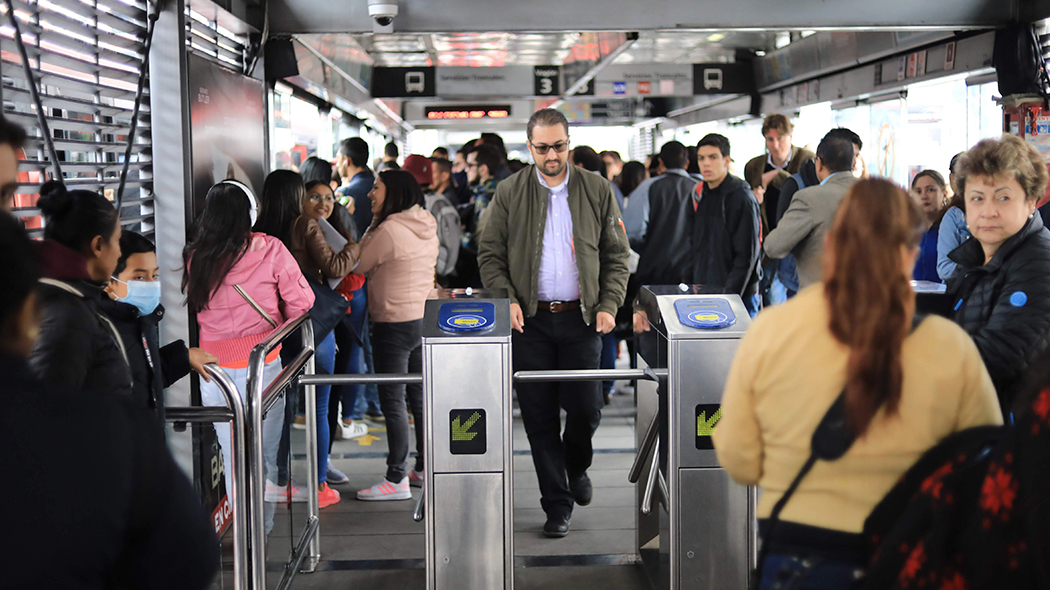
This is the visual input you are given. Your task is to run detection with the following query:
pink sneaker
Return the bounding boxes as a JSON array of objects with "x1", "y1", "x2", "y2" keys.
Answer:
[
  {"x1": 318, "y1": 483, "x2": 341, "y2": 508},
  {"x1": 356, "y1": 477, "x2": 412, "y2": 501},
  {"x1": 408, "y1": 469, "x2": 424, "y2": 488}
]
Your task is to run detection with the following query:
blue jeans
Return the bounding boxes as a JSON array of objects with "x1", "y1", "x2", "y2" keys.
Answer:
[
  {"x1": 760, "y1": 553, "x2": 865, "y2": 590},
  {"x1": 201, "y1": 359, "x2": 284, "y2": 535},
  {"x1": 353, "y1": 309, "x2": 381, "y2": 418},
  {"x1": 314, "y1": 331, "x2": 335, "y2": 483},
  {"x1": 744, "y1": 293, "x2": 762, "y2": 318},
  {"x1": 333, "y1": 285, "x2": 367, "y2": 421}
]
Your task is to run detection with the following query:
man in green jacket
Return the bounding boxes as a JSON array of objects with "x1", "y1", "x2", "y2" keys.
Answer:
[{"x1": 478, "y1": 108, "x2": 630, "y2": 538}]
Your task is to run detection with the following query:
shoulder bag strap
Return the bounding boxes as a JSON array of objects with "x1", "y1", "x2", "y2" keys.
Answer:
[{"x1": 233, "y1": 284, "x2": 278, "y2": 329}]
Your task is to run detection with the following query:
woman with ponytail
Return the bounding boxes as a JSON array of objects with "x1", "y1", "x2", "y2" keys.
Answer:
[
  {"x1": 29, "y1": 181, "x2": 133, "y2": 398},
  {"x1": 713, "y1": 178, "x2": 1002, "y2": 589}
]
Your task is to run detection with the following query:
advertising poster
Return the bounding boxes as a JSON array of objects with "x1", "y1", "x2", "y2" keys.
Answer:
[
  {"x1": 870, "y1": 99, "x2": 906, "y2": 187},
  {"x1": 188, "y1": 52, "x2": 267, "y2": 220},
  {"x1": 187, "y1": 52, "x2": 267, "y2": 534}
]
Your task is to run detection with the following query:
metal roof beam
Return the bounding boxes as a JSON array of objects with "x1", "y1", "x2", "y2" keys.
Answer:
[{"x1": 270, "y1": 0, "x2": 1014, "y2": 35}]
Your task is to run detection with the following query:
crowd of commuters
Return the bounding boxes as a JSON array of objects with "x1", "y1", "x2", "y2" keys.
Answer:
[{"x1": 5, "y1": 97, "x2": 1050, "y2": 588}]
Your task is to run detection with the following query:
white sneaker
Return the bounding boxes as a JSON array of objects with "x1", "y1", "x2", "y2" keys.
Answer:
[
  {"x1": 340, "y1": 420, "x2": 370, "y2": 440},
  {"x1": 408, "y1": 469, "x2": 424, "y2": 488},
  {"x1": 356, "y1": 477, "x2": 412, "y2": 501},
  {"x1": 265, "y1": 480, "x2": 307, "y2": 503}
]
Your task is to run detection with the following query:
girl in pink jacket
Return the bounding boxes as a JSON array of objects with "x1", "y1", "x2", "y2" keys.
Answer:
[{"x1": 182, "y1": 180, "x2": 314, "y2": 535}]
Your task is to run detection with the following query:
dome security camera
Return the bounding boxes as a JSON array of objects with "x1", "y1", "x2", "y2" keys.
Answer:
[{"x1": 368, "y1": 0, "x2": 398, "y2": 30}]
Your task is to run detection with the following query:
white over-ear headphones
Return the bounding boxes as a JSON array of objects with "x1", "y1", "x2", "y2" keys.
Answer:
[{"x1": 219, "y1": 179, "x2": 258, "y2": 226}]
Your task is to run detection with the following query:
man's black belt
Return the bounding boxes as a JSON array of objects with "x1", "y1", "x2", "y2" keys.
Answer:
[{"x1": 537, "y1": 300, "x2": 580, "y2": 313}]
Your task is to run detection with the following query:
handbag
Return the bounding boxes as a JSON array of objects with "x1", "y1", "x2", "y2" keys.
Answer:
[
  {"x1": 752, "y1": 315, "x2": 927, "y2": 588},
  {"x1": 305, "y1": 279, "x2": 350, "y2": 345}
]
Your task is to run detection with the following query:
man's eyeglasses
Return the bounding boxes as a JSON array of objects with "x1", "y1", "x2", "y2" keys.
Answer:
[
  {"x1": 309, "y1": 194, "x2": 337, "y2": 204},
  {"x1": 531, "y1": 141, "x2": 569, "y2": 155}
]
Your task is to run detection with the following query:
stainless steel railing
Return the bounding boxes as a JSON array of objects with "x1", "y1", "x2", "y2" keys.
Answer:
[
  {"x1": 166, "y1": 364, "x2": 249, "y2": 589},
  {"x1": 245, "y1": 313, "x2": 317, "y2": 587}
]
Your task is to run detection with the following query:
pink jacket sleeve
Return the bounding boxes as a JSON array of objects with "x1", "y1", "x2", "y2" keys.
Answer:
[{"x1": 271, "y1": 239, "x2": 315, "y2": 322}]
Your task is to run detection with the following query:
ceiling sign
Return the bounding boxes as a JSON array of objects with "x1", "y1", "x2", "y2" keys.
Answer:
[
  {"x1": 371, "y1": 66, "x2": 437, "y2": 98},
  {"x1": 691, "y1": 63, "x2": 756, "y2": 95},
  {"x1": 424, "y1": 105, "x2": 512, "y2": 120},
  {"x1": 435, "y1": 66, "x2": 537, "y2": 96},
  {"x1": 593, "y1": 64, "x2": 694, "y2": 97}
]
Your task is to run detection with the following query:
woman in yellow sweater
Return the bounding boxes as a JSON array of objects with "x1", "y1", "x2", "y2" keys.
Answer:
[{"x1": 713, "y1": 178, "x2": 1002, "y2": 589}]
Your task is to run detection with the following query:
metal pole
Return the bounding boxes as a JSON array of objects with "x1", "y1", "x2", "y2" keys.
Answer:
[
  {"x1": 246, "y1": 342, "x2": 267, "y2": 590},
  {"x1": 641, "y1": 439, "x2": 661, "y2": 516},
  {"x1": 298, "y1": 373, "x2": 423, "y2": 386},
  {"x1": 513, "y1": 368, "x2": 666, "y2": 383},
  {"x1": 629, "y1": 412, "x2": 660, "y2": 484},
  {"x1": 303, "y1": 321, "x2": 321, "y2": 572},
  {"x1": 209, "y1": 364, "x2": 250, "y2": 590}
]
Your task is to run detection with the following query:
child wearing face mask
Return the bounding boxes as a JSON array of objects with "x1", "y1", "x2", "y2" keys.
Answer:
[{"x1": 99, "y1": 231, "x2": 217, "y2": 423}]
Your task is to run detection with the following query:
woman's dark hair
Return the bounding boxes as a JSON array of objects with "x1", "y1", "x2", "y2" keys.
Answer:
[
  {"x1": 37, "y1": 180, "x2": 119, "y2": 253},
  {"x1": 256, "y1": 170, "x2": 304, "y2": 247},
  {"x1": 618, "y1": 161, "x2": 647, "y2": 197},
  {"x1": 646, "y1": 154, "x2": 661, "y2": 177},
  {"x1": 182, "y1": 182, "x2": 254, "y2": 315},
  {"x1": 113, "y1": 231, "x2": 155, "y2": 276},
  {"x1": 374, "y1": 170, "x2": 425, "y2": 228},
  {"x1": 299, "y1": 156, "x2": 334, "y2": 186},
  {"x1": 304, "y1": 179, "x2": 350, "y2": 239},
  {"x1": 824, "y1": 178, "x2": 925, "y2": 436},
  {"x1": 0, "y1": 212, "x2": 38, "y2": 330},
  {"x1": 687, "y1": 146, "x2": 700, "y2": 175},
  {"x1": 572, "y1": 145, "x2": 607, "y2": 177}
]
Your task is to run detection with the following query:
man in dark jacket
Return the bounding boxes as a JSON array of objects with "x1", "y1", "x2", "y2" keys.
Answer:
[
  {"x1": 637, "y1": 134, "x2": 762, "y2": 315},
  {"x1": 627, "y1": 140, "x2": 700, "y2": 255},
  {"x1": 101, "y1": 231, "x2": 215, "y2": 421},
  {"x1": 479, "y1": 109, "x2": 630, "y2": 538},
  {"x1": 336, "y1": 137, "x2": 376, "y2": 236}
]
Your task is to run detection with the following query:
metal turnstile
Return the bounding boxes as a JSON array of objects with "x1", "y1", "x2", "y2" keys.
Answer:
[
  {"x1": 420, "y1": 289, "x2": 513, "y2": 590},
  {"x1": 634, "y1": 286, "x2": 756, "y2": 590}
]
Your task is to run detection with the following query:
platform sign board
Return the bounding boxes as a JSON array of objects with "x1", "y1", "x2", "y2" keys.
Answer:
[
  {"x1": 534, "y1": 66, "x2": 560, "y2": 96},
  {"x1": 691, "y1": 63, "x2": 756, "y2": 95},
  {"x1": 695, "y1": 404, "x2": 722, "y2": 450},
  {"x1": 593, "y1": 64, "x2": 693, "y2": 97},
  {"x1": 372, "y1": 66, "x2": 437, "y2": 97},
  {"x1": 450, "y1": 409, "x2": 487, "y2": 455}
]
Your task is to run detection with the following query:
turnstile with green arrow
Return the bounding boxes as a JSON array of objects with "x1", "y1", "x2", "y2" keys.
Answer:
[
  {"x1": 420, "y1": 290, "x2": 513, "y2": 590},
  {"x1": 634, "y1": 286, "x2": 756, "y2": 590}
]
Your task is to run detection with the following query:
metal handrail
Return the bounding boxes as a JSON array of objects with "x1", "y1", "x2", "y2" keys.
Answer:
[
  {"x1": 513, "y1": 368, "x2": 667, "y2": 383},
  {"x1": 165, "y1": 364, "x2": 249, "y2": 590},
  {"x1": 245, "y1": 313, "x2": 318, "y2": 588},
  {"x1": 298, "y1": 373, "x2": 423, "y2": 387},
  {"x1": 628, "y1": 412, "x2": 660, "y2": 484}
]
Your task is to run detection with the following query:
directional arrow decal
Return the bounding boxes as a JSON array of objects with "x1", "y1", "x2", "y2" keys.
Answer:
[
  {"x1": 355, "y1": 433, "x2": 381, "y2": 447},
  {"x1": 697, "y1": 407, "x2": 722, "y2": 437},
  {"x1": 451, "y1": 411, "x2": 482, "y2": 441}
]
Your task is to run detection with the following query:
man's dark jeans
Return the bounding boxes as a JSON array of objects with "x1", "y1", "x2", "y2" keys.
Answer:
[{"x1": 512, "y1": 308, "x2": 602, "y2": 519}]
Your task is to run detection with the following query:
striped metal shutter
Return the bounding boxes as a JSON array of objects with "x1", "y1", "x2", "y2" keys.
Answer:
[
  {"x1": 1, "y1": 0, "x2": 153, "y2": 237},
  {"x1": 184, "y1": 7, "x2": 246, "y2": 72}
]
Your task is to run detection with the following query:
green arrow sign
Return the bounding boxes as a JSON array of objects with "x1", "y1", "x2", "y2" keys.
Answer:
[
  {"x1": 452, "y1": 411, "x2": 482, "y2": 441},
  {"x1": 449, "y1": 409, "x2": 487, "y2": 455},
  {"x1": 695, "y1": 404, "x2": 722, "y2": 450}
]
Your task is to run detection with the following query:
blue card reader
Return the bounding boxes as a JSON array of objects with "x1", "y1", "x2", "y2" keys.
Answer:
[
  {"x1": 674, "y1": 297, "x2": 737, "y2": 330},
  {"x1": 438, "y1": 301, "x2": 496, "y2": 333}
]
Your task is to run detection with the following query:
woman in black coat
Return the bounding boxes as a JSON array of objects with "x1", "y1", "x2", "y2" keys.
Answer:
[
  {"x1": 947, "y1": 134, "x2": 1050, "y2": 415},
  {"x1": 28, "y1": 181, "x2": 133, "y2": 398}
]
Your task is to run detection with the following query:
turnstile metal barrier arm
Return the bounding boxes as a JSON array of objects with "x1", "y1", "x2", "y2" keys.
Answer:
[
  {"x1": 413, "y1": 490, "x2": 425, "y2": 522},
  {"x1": 512, "y1": 367, "x2": 666, "y2": 383},
  {"x1": 246, "y1": 313, "x2": 317, "y2": 587},
  {"x1": 629, "y1": 412, "x2": 660, "y2": 484},
  {"x1": 166, "y1": 364, "x2": 249, "y2": 590},
  {"x1": 297, "y1": 373, "x2": 423, "y2": 387}
]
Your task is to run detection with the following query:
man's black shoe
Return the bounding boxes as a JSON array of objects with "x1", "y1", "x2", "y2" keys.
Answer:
[
  {"x1": 543, "y1": 515, "x2": 570, "y2": 538},
  {"x1": 569, "y1": 472, "x2": 593, "y2": 506}
]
